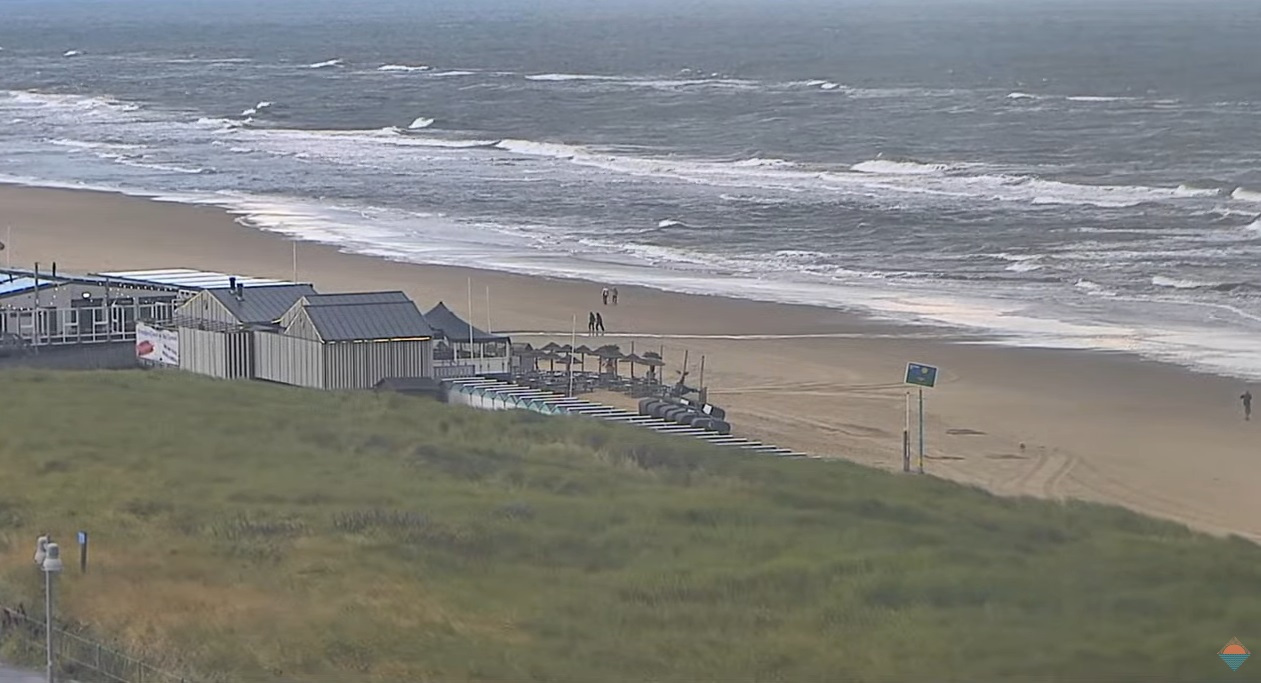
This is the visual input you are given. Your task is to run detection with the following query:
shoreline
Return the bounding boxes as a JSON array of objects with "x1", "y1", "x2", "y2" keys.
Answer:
[
  {"x1": 5, "y1": 182, "x2": 1261, "y2": 542},
  {"x1": 5, "y1": 173, "x2": 1261, "y2": 385}
]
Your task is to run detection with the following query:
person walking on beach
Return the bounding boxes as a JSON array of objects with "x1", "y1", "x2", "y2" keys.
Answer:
[
  {"x1": 1241, "y1": 390, "x2": 1252, "y2": 421},
  {"x1": 588, "y1": 311, "x2": 596, "y2": 336},
  {"x1": 612, "y1": 287, "x2": 619, "y2": 305},
  {"x1": 595, "y1": 311, "x2": 605, "y2": 335},
  {"x1": 601, "y1": 287, "x2": 609, "y2": 305}
]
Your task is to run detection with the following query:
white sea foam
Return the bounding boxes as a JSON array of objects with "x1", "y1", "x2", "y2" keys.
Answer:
[
  {"x1": 851, "y1": 159, "x2": 951, "y2": 175},
  {"x1": 657, "y1": 219, "x2": 685, "y2": 228},
  {"x1": 378, "y1": 64, "x2": 430, "y2": 72},
  {"x1": 1246, "y1": 219, "x2": 1261, "y2": 233},
  {"x1": 308, "y1": 58, "x2": 343, "y2": 69},
  {"x1": 1232, "y1": 187, "x2": 1261, "y2": 203},
  {"x1": 1152, "y1": 275, "x2": 1212, "y2": 289},
  {"x1": 407, "y1": 117, "x2": 435, "y2": 130},
  {"x1": 63, "y1": 50, "x2": 83, "y2": 58},
  {"x1": 525, "y1": 73, "x2": 619, "y2": 82},
  {"x1": 730, "y1": 158, "x2": 796, "y2": 169},
  {"x1": 1006, "y1": 92, "x2": 1039, "y2": 100},
  {"x1": 240, "y1": 102, "x2": 272, "y2": 117},
  {"x1": 1074, "y1": 279, "x2": 1112, "y2": 295},
  {"x1": 429, "y1": 70, "x2": 476, "y2": 77},
  {"x1": 1174, "y1": 184, "x2": 1220, "y2": 198},
  {"x1": 1066, "y1": 95, "x2": 1135, "y2": 103},
  {"x1": 994, "y1": 254, "x2": 1044, "y2": 272}
]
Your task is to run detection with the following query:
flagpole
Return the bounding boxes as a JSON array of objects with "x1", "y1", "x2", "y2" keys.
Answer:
[
  {"x1": 292, "y1": 241, "x2": 298, "y2": 282},
  {"x1": 568, "y1": 314, "x2": 576, "y2": 396},
  {"x1": 482, "y1": 286, "x2": 490, "y2": 361},
  {"x1": 467, "y1": 277, "x2": 475, "y2": 368}
]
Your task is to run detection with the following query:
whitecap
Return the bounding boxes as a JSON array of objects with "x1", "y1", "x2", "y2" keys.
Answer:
[
  {"x1": 851, "y1": 159, "x2": 950, "y2": 175},
  {"x1": 1174, "y1": 184, "x2": 1220, "y2": 198},
  {"x1": 378, "y1": 64, "x2": 430, "y2": 72},
  {"x1": 407, "y1": 117, "x2": 435, "y2": 130},
  {"x1": 308, "y1": 58, "x2": 343, "y2": 69},
  {"x1": 1066, "y1": 95, "x2": 1135, "y2": 103},
  {"x1": 657, "y1": 219, "x2": 685, "y2": 228},
  {"x1": 1232, "y1": 187, "x2": 1261, "y2": 203},
  {"x1": 63, "y1": 50, "x2": 84, "y2": 58},
  {"x1": 1152, "y1": 275, "x2": 1212, "y2": 289},
  {"x1": 525, "y1": 73, "x2": 619, "y2": 82}
]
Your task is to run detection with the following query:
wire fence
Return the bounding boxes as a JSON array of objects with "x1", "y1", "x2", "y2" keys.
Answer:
[{"x1": 1, "y1": 606, "x2": 193, "y2": 683}]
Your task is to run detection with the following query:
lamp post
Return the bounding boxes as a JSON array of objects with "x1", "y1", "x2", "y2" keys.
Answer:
[{"x1": 38, "y1": 537, "x2": 64, "y2": 683}]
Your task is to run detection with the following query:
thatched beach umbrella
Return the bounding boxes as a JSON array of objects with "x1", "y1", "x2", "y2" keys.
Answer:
[
  {"x1": 593, "y1": 344, "x2": 624, "y2": 376},
  {"x1": 540, "y1": 341, "x2": 562, "y2": 353},
  {"x1": 573, "y1": 344, "x2": 593, "y2": 371},
  {"x1": 637, "y1": 352, "x2": 665, "y2": 383},
  {"x1": 623, "y1": 353, "x2": 646, "y2": 378},
  {"x1": 537, "y1": 350, "x2": 558, "y2": 372}
]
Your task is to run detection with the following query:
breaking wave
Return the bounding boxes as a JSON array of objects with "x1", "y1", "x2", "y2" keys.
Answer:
[
  {"x1": 378, "y1": 64, "x2": 429, "y2": 72},
  {"x1": 1233, "y1": 187, "x2": 1261, "y2": 203}
]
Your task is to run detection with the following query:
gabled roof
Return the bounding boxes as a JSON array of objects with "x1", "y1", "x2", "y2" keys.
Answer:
[
  {"x1": 302, "y1": 300, "x2": 434, "y2": 342},
  {"x1": 424, "y1": 301, "x2": 510, "y2": 343},
  {"x1": 302, "y1": 291, "x2": 411, "y2": 307},
  {"x1": 206, "y1": 284, "x2": 318, "y2": 324}
]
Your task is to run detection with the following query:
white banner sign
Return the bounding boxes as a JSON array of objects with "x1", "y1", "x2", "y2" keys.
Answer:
[{"x1": 136, "y1": 322, "x2": 179, "y2": 366}]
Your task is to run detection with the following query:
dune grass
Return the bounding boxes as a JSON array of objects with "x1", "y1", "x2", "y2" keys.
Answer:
[{"x1": 0, "y1": 369, "x2": 1258, "y2": 682}]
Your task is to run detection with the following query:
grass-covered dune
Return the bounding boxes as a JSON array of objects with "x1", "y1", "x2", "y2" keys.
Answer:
[{"x1": 0, "y1": 369, "x2": 1259, "y2": 682}]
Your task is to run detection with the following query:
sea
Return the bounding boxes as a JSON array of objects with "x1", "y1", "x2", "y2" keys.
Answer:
[{"x1": 2, "y1": 0, "x2": 1261, "y2": 379}]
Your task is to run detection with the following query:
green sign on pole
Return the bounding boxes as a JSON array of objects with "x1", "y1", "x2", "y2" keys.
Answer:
[
  {"x1": 905, "y1": 362, "x2": 938, "y2": 388},
  {"x1": 905, "y1": 363, "x2": 938, "y2": 474}
]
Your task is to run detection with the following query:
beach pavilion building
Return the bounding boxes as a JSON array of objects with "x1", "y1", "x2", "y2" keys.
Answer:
[
  {"x1": 0, "y1": 265, "x2": 181, "y2": 349},
  {"x1": 423, "y1": 301, "x2": 512, "y2": 379},
  {"x1": 254, "y1": 291, "x2": 436, "y2": 390},
  {"x1": 138, "y1": 276, "x2": 317, "y2": 378}
]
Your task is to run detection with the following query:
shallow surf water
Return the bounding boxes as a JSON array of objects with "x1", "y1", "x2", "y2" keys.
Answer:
[{"x1": 2, "y1": 0, "x2": 1261, "y2": 379}]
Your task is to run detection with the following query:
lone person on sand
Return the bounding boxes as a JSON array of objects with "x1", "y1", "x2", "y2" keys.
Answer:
[
  {"x1": 1242, "y1": 390, "x2": 1253, "y2": 421},
  {"x1": 601, "y1": 287, "x2": 609, "y2": 306},
  {"x1": 595, "y1": 311, "x2": 605, "y2": 335},
  {"x1": 588, "y1": 311, "x2": 596, "y2": 336},
  {"x1": 611, "y1": 287, "x2": 619, "y2": 305}
]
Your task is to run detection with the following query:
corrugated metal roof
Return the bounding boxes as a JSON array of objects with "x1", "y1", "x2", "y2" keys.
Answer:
[
  {"x1": 303, "y1": 291, "x2": 411, "y2": 307},
  {"x1": 97, "y1": 268, "x2": 298, "y2": 290},
  {"x1": 303, "y1": 300, "x2": 434, "y2": 342},
  {"x1": 207, "y1": 284, "x2": 319, "y2": 324}
]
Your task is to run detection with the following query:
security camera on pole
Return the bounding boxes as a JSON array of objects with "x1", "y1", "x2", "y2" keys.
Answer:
[{"x1": 35, "y1": 535, "x2": 64, "y2": 683}]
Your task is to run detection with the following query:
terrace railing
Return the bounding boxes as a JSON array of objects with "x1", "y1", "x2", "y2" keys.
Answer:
[{"x1": 0, "y1": 300, "x2": 177, "y2": 349}]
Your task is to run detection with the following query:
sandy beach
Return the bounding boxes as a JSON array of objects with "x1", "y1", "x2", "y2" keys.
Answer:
[{"x1": 5, "y1": 184, "x2": 1259, "y2": 541}]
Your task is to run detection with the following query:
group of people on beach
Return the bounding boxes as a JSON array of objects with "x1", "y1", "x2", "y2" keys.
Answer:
[
  {"x1": 585, "y1": 286, "x2": 621, "y2": 336},
  {"x1": 587, "y1": 311, "x2": 605, "y2": 336}
]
